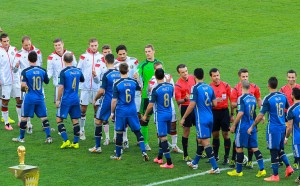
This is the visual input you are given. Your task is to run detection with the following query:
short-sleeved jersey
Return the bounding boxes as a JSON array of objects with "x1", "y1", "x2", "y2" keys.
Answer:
[
  {"x1": 190, "y1": 82, "x2": 216, "y2": 125},
  {"x1": 280, "y1": 84, "x2": 300, "y2": 106},
  {"x1": 137, "y1": 58, "x2": 160, "y2": 98},
  {"x1": 77, "y1": 49, "x2": 106, "y2": 91},
  {"x1": 59, "y1": 66, "x2": 84, "y2": 105},
  {"x1": 286, "y1": 102, "x2": 300, "y2": 144},
  {"x1": 210, "y1": 81, "x2": 231, "y2": 110},
  {"x1": 231, "y1": 82, "x2": 261, "y2": 103},
  {"x1": 114, "y1": 56, "x2": 139, "y2": 79},
  {"x1": 149, "y1": 82, "x2": 173, "y2": 122},
  {"x1": 113, "y1": 78, "x2": 141, "y2": 117},
  {"x1": 236, "y1": 93, "x2": 257, "y2": 133},
  {"x1": 0, "y1": 46, "x2": 18, "y2": 85},
  {"x1": 260, "y1": 92, "x2": 289, "y2": 133},
  {"x1": 175, "y1": 75, "x2": 196, "y2": 106},
  {"x1": 148, "y1": 73, "x2": 174, "y2": 97},
  {"x1": 100, "y1": 69, "x2": 121, "y2": 101},
  {"x1": 21, "y1": 66, "x2": 49, "y2": 103},
  {"x1": 47, "y1": 50, "x2": 77, "y2": 86}
]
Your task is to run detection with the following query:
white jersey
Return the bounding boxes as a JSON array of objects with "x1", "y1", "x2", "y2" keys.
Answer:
[
  {"x1": 13, "y1": 45, "x2": 42, "y2": 85},
  {"x1": 47, "y1": 50, "x2": 77, "y2": 86},
  {"x1": 0, "y1": 45, "x2": 18, "y2": 85},
  {"x1": 77, "y1": 49, "x2": 106, "y2": 91},
  {"x1": 148, "y1": 73, "x2": 176, "y2": 118},
  {"x1": 114, "y1": 56, "x2": 139, "y2": 79}
]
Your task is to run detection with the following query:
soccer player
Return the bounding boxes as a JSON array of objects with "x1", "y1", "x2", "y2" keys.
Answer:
[
  {"x1": 110, "y1": 63, "x2": 148, "y2": 161},
  {"x1": 175, "y1": 64, "x2": 203, "y2": 161},
  {"x1": 142, "y1": 68, "x2": 174, "y2": 168},
  {"x1": 12, "y1": 51, "x2": 52, "y2": 143},
  {"x1": 77, "y1": 38, "x2": 106, "y2": 140},
  {"x1": 56, "y1": 53, "x2": 84, "y2": 149},
  {"x1": 280, "y1": 69, "x2": 300, "y2": 169},
  {"x1": 227, "y1": 80, "x2": 266, "y2": 177},
  {"x1": 209, "y1": 68, "x2": 232, "y2": 165},
  {"x1": 0, "y1": 33, "x2": 21, "y2": 130},
  {"x1": 89, "y1": 54, "x2": 121, "y2": 152},
  {"x1": 248, "y1": 77, "x2": 294, "y2": 182},
  {"x1": 180, "y1": 68, "x2": 220, "y2": 174},
  {"x1": 100, "y1": 44, "x2": 112, "y2": 143},
  {"x1": 138, "y1": 44, "x2": 161, "y2": 151},
  {"x1": 148, "y1": 62, "x2": 182, "y2": 153},
  {"x1": 113, "y1": 44, "x2": 140, "y2": 149},
  {"x1": 230, "y1": 68, "x2": 262, "y2": 168},
  {"x1": 47, "y1": 38, "x2": 77, "y2": 103},
  {"x1": 285, "y1": 87, "x2": 300, "y2": 184},
  {"x1": 13, "y1": 36, "x2": 43, "y2": 133}
]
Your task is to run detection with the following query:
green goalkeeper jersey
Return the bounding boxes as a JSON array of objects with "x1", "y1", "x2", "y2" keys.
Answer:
[{"x1": 137, "y1": 58, "x2": 161, "y2": 98}]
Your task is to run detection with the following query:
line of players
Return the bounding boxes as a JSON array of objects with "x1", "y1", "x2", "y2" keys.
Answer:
[{"x1": 2, "y1": 33, "x2": 300, "y2": 182}]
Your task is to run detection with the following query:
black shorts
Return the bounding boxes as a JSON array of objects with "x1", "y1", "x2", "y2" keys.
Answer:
[
  {"x1": 181, "y1": 105, "x2": 195, "y2": 127},
  {"x1": 212, "y1": 108, "x2": 230, "y2": 132},
  {"x1": 140, "y1": 98, "x2": 153, "y2": 116}
]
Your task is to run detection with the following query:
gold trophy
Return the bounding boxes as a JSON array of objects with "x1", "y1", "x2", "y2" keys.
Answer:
[{"x1": 9, "y1": 146, "x2": 40, "y2": 186}]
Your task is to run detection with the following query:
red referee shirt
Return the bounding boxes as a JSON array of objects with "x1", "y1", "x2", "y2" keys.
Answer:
[
  {"x1": 230, "y1": 82, "x2": 261, "y2": 103},
  {"x1": 210, "y1": 81, "x2": 231, "y2": 110},
  {"x1": 175, "y1": 75, "x2": 195, "y2": 106},
  {"x1": 279, "y1": 84, "x2": 300, "y2": 106}
]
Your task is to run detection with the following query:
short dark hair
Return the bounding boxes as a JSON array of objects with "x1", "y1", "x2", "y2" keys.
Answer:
[
  {"x1": 145, "y1": 44, "x2": 154, "y2": 50},
  {"x1": 89, "y1": 38, "x2": 98, "y2": 43},
  {"x1": 287, "y1": 69, "x2": 297, "y2": 76},
  {"x1": 292, "y1": 87, "x2": 300, "y2": 100},
  {"x1": 194, "y1": 68, "x2": 204, "y2": 80},
  {"x1": 116, "y1": 44, "x2": 127, "y2": 53},
  {"x1": 28, "y1": 51, "x2": 37, "y2": 63},
  {"x1": 154, "y1": 61, "x2": 163, "y2": 69},
  {"x1": 238, "y1": 68, "x2": 248, "y2": 76},
  {"x1": 105, "y1": 53, "x2": 114, "y2": 64},
  {"x1": 176, "y1": 64, "x2": 186, "y2": 73},
  {"x1": 53, "y1": 38, "x2": 62, "y2": 43},
  {"x1": 268, "y1": 77, "x2": 278, "y2": 89},
  {"x1": 155, "y1": 68, "x2": 164, "y2": 80},
  {"x1": 63, "y1": 53, "x2": 73, "y2": 63},
  {"x1": 241, "y1": 80, "x2": 250, "y2": 90},
  {"x1": 0, "y1": 33, "x2": 8, "y2": 41},
  {"x1": 102, "y1": 44, "x2": 111, "y2": 51},
  {"x1": 209, "y1": 68, "x2": 219, "y2": 76},
  {"x1": 22, "y1": 36, "x2": 31, "y2": 43},
  {"x1": 119, "y1": 63, "x2": 128, "y2": 75}
]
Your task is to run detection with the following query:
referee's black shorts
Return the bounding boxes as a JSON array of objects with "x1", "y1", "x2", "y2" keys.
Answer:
[
  {"x1": 212, "y1": 108, "x2": 230, "y2": 132},
  {"x1": 181, "y1": 105, "x2": 196, "y2": 127}
]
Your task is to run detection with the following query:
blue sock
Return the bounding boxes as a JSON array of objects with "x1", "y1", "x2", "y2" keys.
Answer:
[
  {"x1": 205, "y1": 146, "x2": 218, "y2": 170},
  {"x1": 280, "y1": 153, "x2": 290, "y2": 167},
  {"x1": 116, "y1": 146, "x2": 122, "y2": 157},
  {"x1": 44, "y1": 127, "x2": 51, "y2": 138},
  {"x1": 209, "y1": 157, "x2": 218, "y2": 170},
  {"x1": 272, "y1": 163, "x2": 279, "y2": 176},
  {"x1": 139, "y1": 141, "x2": 146, "y2": 153},
  {"x1": 95, "y1": 136, "x2": 100, "y2": 148},
  {"x1": 236, "y1": 163, "x2": 243, "y2": 173},
  {"x1": 74, "y1": 136, "x2": 79, "y2": 143},
  {"x1": 164, "y1": 152, "x2": 171, "y2": 159},
  {"x1": 61, "y1": 132, "x2": 68, "y2": 141},
  {"x1": 236, "y1": 152, "x2": 244, "y2": 173},
  {"x1": 193, "y1": 154, "x2": 201, "y2": 164},
  {"x1": 20, "y1": 129, "x2": 25, "y2": 139},
  {"x1": 42, "y1": 120, "x2": 51, "y2": 138},
  {"x1": 254, "y1": 150, "x2": 264, "y2": 171}
]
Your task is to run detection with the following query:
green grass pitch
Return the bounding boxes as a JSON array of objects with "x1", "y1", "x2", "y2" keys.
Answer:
[{"x1": 1, "y1": 0, "x2": 300, "y2": 185}]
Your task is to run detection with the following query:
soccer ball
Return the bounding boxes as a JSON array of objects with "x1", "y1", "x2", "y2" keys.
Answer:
[{"x1": 243, "y1": 155, "x2": 248, "y2": 165}]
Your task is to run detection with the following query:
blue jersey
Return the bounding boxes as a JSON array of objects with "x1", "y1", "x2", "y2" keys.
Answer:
[
  {"x1": 287, "y1": 102, "x2": 300, "y2": 144},
  {"x1": 236, "y1": 93, "x2": 256, "y2": 133},
  {"x1": 113, "y1": 77, "x2": 141, "y2": 117},
  {"x1": 150, "y1": 82, "x2": 173, "y2": 122},
  {"x1": 260, "y1": 92, "x2": 289, "y2": 133},
  {"x1": 190, "y1": 82, "x2": 215, "y2": 125},
  {"x1": 21, "y1": 66, "x2": 49, "y2": 103},
  {"x1": 59, "y1": 66, "x2": 84, "y2": 105},
  {"x1": 100, "y1": 69, "x2": 121, "y2": 102}
]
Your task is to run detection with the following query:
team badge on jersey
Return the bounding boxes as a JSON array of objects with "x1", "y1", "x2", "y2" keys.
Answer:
[
  {"x1": 130, "y1": 65, "x2": 133, "y2": 69},
  {"x1": 190, "y1": 94, "x2": 193, "y2": 99}
]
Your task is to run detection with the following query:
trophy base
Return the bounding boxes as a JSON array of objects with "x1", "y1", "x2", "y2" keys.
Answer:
[{"x1": 9, "y1": 165, "x2": 39, "y2": 186}]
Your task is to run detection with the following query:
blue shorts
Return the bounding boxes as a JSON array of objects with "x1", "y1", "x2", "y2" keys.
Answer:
[
  {"x1": 156, "y1": 120, "x2": 171, "y2": 137},
  {"x1": 115, "y1": 116, "x2": 140, "y2": 132},
  {"x1": 96, "y1": 98, "x2": 111, "y2": 121},
  {"x1": 196, "y1": 122, "x2": 212, "y2": 139},
  {"x1": 235, "y1": 132, "x2": 258, "y2": 148},
  {"x1": 293, "y1": 144, "x2": 300, "y2": 158},
  {"x1": 21, "y1": 100, "x2": 47, "y2": 118},
  {"x1": 267, "y1": 132, "x2": 285, "y2": 150},
  {"x1": 56, "y1": 102, "x2": 81, "y2": 119}
]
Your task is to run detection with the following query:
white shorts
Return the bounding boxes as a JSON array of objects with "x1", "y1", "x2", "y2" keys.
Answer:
[
  {"x1": 135, "y1": 91, "x2": 141, "y2": 112},
  {"x1": 2, "y1": 84, "x2": 21, "y2": 99},
  {"x1": 80, "y1": 90, "x2": 99, "y2": 105}
]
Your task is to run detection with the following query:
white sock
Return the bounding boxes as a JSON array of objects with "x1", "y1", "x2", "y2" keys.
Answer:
[
  {"x1": 123, "y1": 127, "x2": 128, "y2": 142},
  {"x1": 103, "y1": 124, "x2": 110, "y2": 139},
  {"x1": 80, "y1": 116, "x2": 86, "y2": 132},
  {"x1": 16, "y1": 107, "x2": 21, "y2": 123},
  {"x1": 171, "y1": 134, "x2": 177, "y2": 147},
  {"x1": 27, "y1": 118, "x2": 32, "y2": 128},
  {"x1": 2, "y1": 111, "x2": 8, "y2": 124}
]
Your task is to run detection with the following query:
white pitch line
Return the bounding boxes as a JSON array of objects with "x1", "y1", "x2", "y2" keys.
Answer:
[{"x1": 145, "y1": 153, "x2": 293, "y2": 186}]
